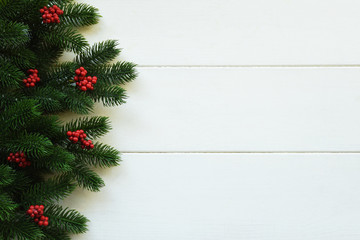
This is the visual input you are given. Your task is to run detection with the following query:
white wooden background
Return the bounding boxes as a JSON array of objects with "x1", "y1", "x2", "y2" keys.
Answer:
[{"x1": 62, "y1": 0, "x2": 360, "y2": 239}]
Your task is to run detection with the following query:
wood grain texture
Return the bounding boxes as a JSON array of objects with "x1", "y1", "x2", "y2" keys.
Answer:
[
  {"x1": 72, "y1": 67, "x2": 360, "y2": 152},
  {"x1": 64, "y1": 153, "x2": 360, "y2": 240},
  {"x1": 76, "y1": 0, "x2": 360, "y2": 65}
]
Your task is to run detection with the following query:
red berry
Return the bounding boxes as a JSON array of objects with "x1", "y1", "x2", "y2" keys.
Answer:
[
  {"x1": 38, "y1": 221, "x2": 43, "y2": 226},
  {"x1": 81, "y1": 86, "x2": 87, "y2": 91},
  {"x1": 67, "y1": 131, "x2": 72, "y2": 136},
  {"x1": 43, "y1": 221, "x2": 49, "y2": 226}
]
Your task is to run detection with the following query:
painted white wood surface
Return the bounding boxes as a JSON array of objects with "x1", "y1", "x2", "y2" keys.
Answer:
[
  {"x1": 89, "y1": 67, "x2": 360, "y2": 152},
  {"x1": 77, "y1": 0, "x2": 360, "y2": 65},
  {"x1": 64, "y1": 153, "x2": 360, "y2": 240},
  {"x1": 62, "y1": 0, "x2": 360, "y2": 239}
]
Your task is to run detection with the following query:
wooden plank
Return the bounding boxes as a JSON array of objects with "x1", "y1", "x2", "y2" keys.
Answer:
[
  {"x1": 64, "y1": 153, "x2": 360, "y2": 240},
  {"x1": 77, "y1": 0, "x2": 360, "y2": 65},
  {"x1": 67, "y1": 67, "x2": 360, "y2": 152}
]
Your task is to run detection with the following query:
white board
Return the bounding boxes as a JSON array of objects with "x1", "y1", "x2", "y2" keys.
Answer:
[
  {"x1": 64, "y1": 153, "x2": 360, "y2": 240},
  {"x1": 82, "y1": 67, "x2": 360, "y2": 152},
  {"x1": 78, "y1": 0, "x2": 360, "y2": 65}
]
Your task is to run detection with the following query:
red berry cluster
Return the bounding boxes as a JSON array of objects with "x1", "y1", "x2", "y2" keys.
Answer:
[
  {"x1": 26, "y1": 205, "x2": 49, "y2": 226},
  {"x1": 7, "y1": 152, "x2": 30, "y2": 168},
  {"x1": 23, "y1": 69, "x2": 40, "y2": 88},
  {"x1": 67, "y1": 130, "x2": 94, "y2": 150},
  {"x1": 40, "y1": 5, "x2": 63, "y2": 24},
  {"x1": 74, "y1": 67, "x2": 97, "y2": 91}
]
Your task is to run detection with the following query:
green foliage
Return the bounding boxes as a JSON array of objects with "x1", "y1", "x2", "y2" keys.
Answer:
[
  {"x1": 0, "y1": 193, "x2": 18, "y2": 221},
  {"x1": 1, "y1": 133, "x2": 53, "y2": 158},
  {"x1": 0, "y1": 20, "x2": 30, "y2": 49},
  {"x1": 91, "y1": 61, "x2": 138, "y2": 86},
  {"x1": 64, "y1": 164, "x2": 105, "y2": 191},
  {"x1": 76, "y1": 40, "x2": 121, "y2": 67},
  {"x1": 45, "y1": 204, "x2": 88, "y2": 234},
  {"x1": 0, "y1": 165, "x2": 15, "y2": 186},
  {"x1": 0, "y1": 100, "x2": 42, "y2": 131},
  {"x1": 70, "y1": 143, "x2": 120, "y2": 168},
  {"x1": 20, "y1": 177, "x2": 76, "y2": 206},
  {"x1": 64, "y1": 116, "x2": 111, "y2": 139},
  {"x1": 0, "y1": 215, "x2": 45, "y2": 240},
  {"x1": 0, "y1": 59, "x2": 24, "y2": 88},
  {"x1": 33, "y1": 146, "x2": 75, "y2": 172},
  {"x1": 62, "y1": 3, "x2": 100, "y2": 27},
  {"x1": 0, "y1": 0, "x2": 136, "y2": 238},
  {"x1": 90, "y1": 85, "x2": 127, "y2": 106},
  {"x1": 41, "y1": 25, "x2": 89, "y2": 53}
]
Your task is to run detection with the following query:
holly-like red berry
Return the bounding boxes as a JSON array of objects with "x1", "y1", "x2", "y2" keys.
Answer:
[
  {"x1": 23, "y1": 69, "x2": 40, "y2": 88},
  {"x1": 40, "y1": 5, "x2": 63, "y2": 24},
  {"x1": 26, "y1": 205, "x2": 49, "y2": 227},
  {"x1": 74, "y1": 67, "x2": 97, "y2": 91},
  {"x1": 67, "y1": 129, "x2": 94, "y2": 150},
  {"x1": 6, "y1": 152, "x2": 30, "y2": 168}
]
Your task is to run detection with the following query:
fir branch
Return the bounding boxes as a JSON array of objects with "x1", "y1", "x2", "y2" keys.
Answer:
[
  {"x1": 0, "y1": 59, "x2": 24, "y2": 88},
  {"x1": 25, "y1": 115, "x2": 63, "y2": 140},
  {"x1": 70, "y1": 143, "x2": 120, "y2": 168},
  {"x1": 90, "y1": 85, "x2": 127, "y2": 106},
  {"x1": 45, "y1": 204, "x2": 88, "y2": 234},
  {"x1": 0, "y1": 88, "x2": 24, "y2": 110},
  {"x1": 64, "y1": 164, "x2": 105, "y2": 191},
  {"x1": 33, "y1": 146, "x2": 75, "y2": 172},
  {"x1": 0, "y1": 20, "x2": 30, "y2": 49},
  {"x1": 0, "y1": 48, "x2": 37, "y2": 69},
  {"x1": 41, "y1": 228, "x2": 71, "y2": 240},
  {"x1": 0, "y1": 165, "x2": 14, "y2": 186},
  {"x1": 4, "y1": 171, "x2": 33, "y2": 195},
  {"x1": 62, "y1": 87, "x2": 94, "y2": 114},
  {"x1": 62, "y1": 3, "x2": 100, "y2": 27},
  {"x1": 90, "y1": 61, "x2": 137, "y2": 86},
  {"x1": 41, "y1": 25, "x2": 88, "y2": 53},
  {"x1": 0, "y1": 99, "x2": 41, "y2": 131},
  {"x1": 63, "y1": 116, "x2": 111, "y2": 139},
  {"x1": 44, "y1": 61, "x2": 77, "y2": 85},
  {"x1": 20, "y1": 177, "x2": 76, "y2": 206},
  {"x1": 0, "y1": 214, "x2": 45, "y2": 240},
  {"x1": 1, "y1": 133, "x2": 52, "y2": 158},
  {"x1": 28, "y1": 86, "x2": 66, "y2": 113},
  {"x1": 0, "y1": 193, "x2": 18, "y2": 221},
  {"x1": 50, "y1": 0, "x2": 74, "y2": 4},
  {"x1": 75, "y1": 40, "x2": 121, "y2": 67},
  {"x1": 32, "y1": 44, "x2": 64, "y2": 72}
]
